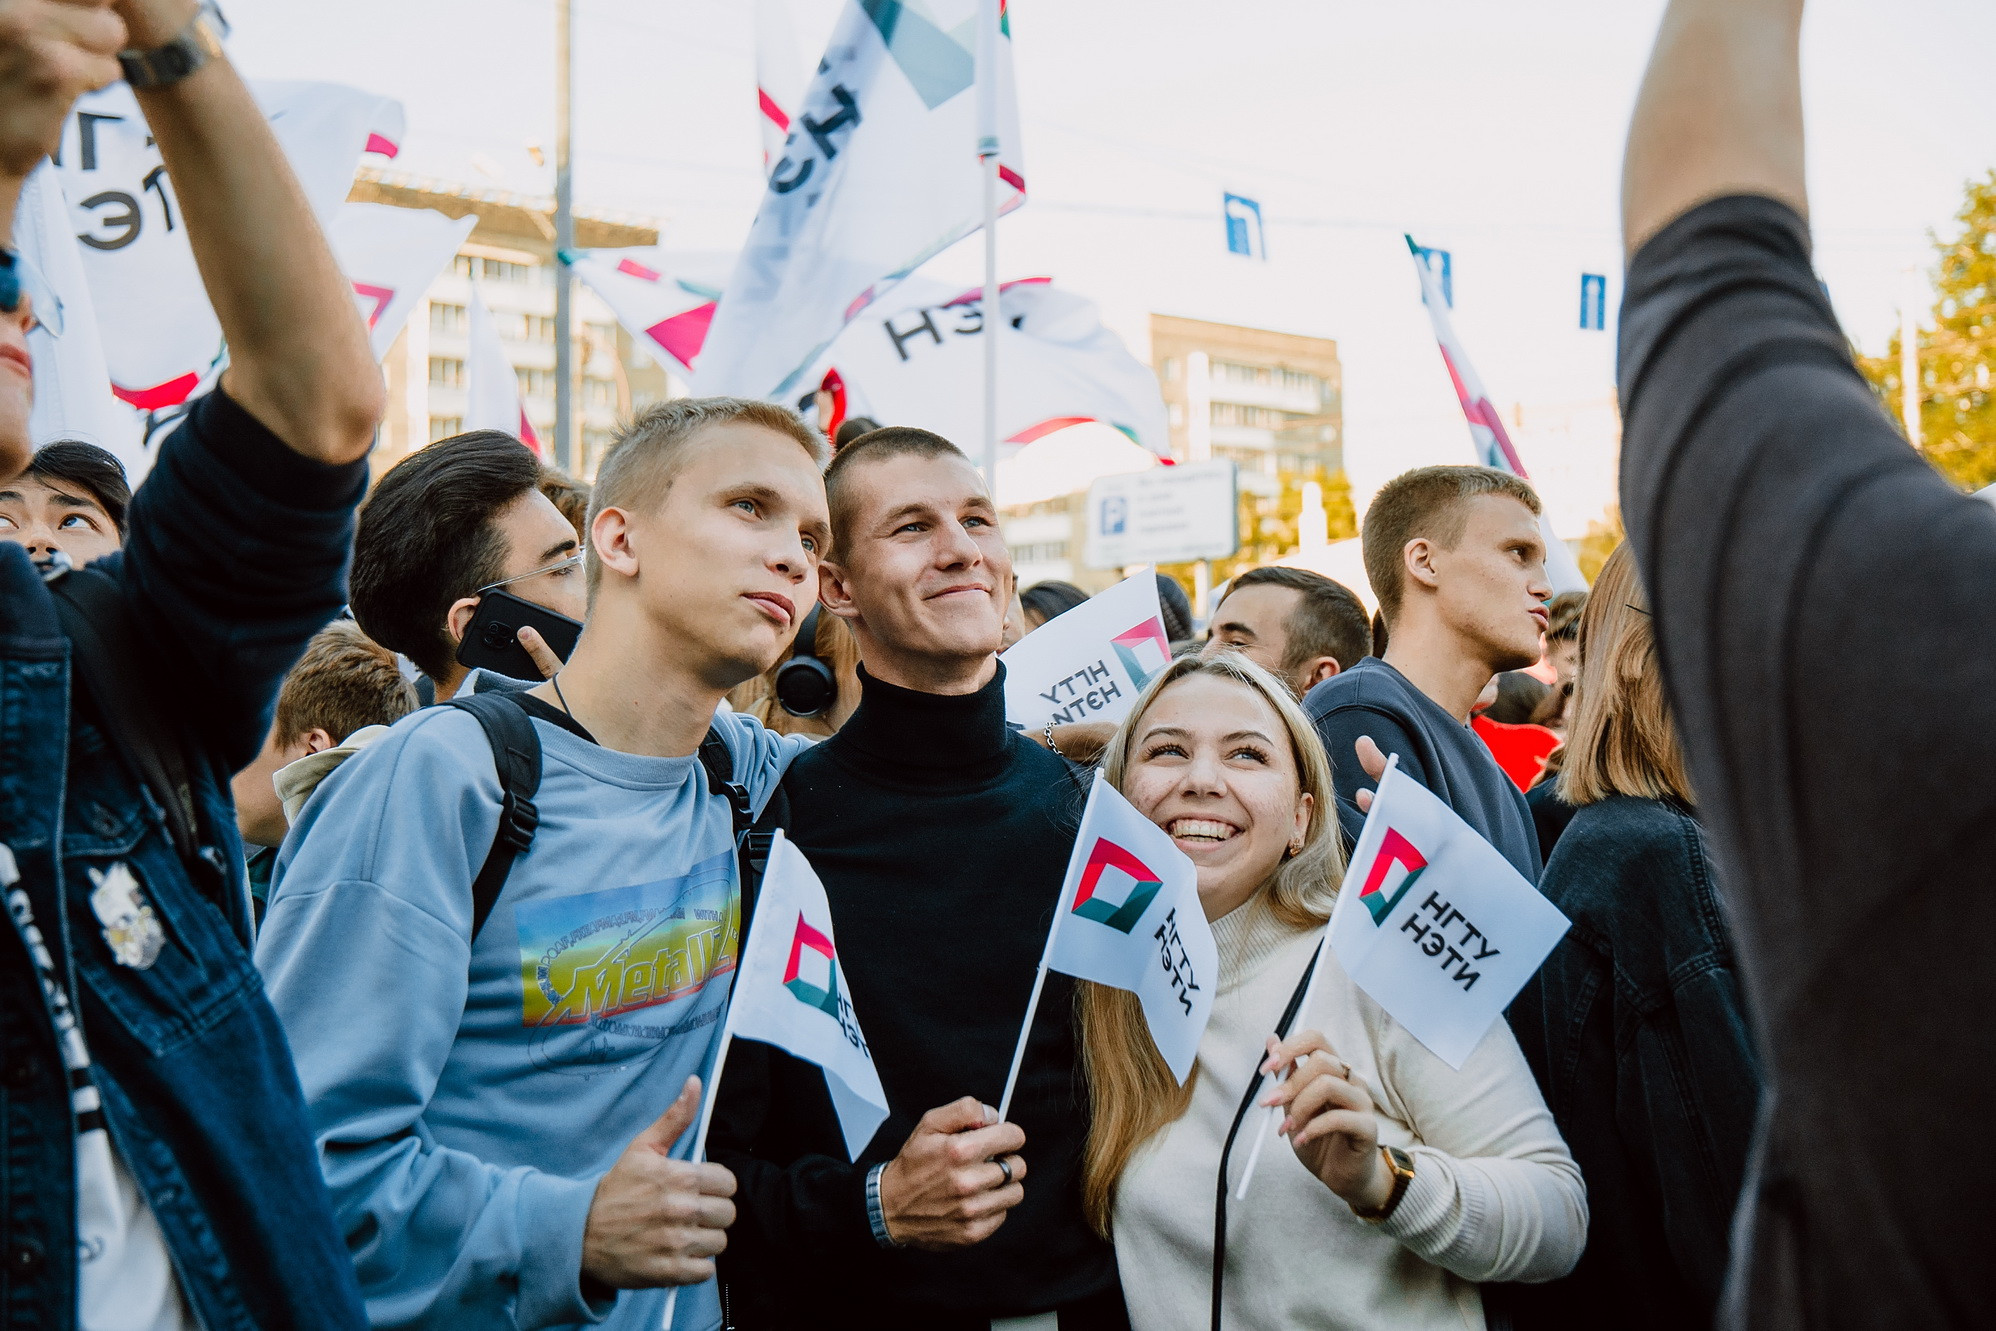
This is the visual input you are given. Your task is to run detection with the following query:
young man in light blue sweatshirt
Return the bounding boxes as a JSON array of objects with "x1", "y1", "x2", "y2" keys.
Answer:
[{"x1": 255, "y1": 397, "x2": 831, "y2": 1331}]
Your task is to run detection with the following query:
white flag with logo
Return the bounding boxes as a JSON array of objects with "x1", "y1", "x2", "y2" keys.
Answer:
[
  {"x1": 811, "y1": 275, "x2": 1169, "y2": 456},
  {"x1": 53, "y1": 81, "x2": 401, "y2": 452},
  {"x1": 726, "y1": 832, "x2": 890, "y2": 1158},
  {"x1": 466, "y1": 285, "x2": 540, "y2": 454},
  {"x1": 695, "y1": 0, "x2": 1026, "y2": 399},
  {"x1": 329, "y1": 203, "x2": 475, "y2": 361},
  {"x1": 1043, "y1": 772, "x2": 1216, "y2": 1083},
  {"x1": 568, "y1": 247, "x2": 727, "y2": 378},
  {"x1": 1001, "y1": 571, "x2": 1168, "y2": 731},
  {"x1": 1405, "y1": 235, "x2": 1587, "y2": 594},
  {"x1": 1330, "y1": 760, "x2": 1570, "y2": 1068}
]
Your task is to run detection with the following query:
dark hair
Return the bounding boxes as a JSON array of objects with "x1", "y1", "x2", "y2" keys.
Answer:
[
  {"x1": 822, "y1": 426, "x2": 968, "y2": 552},
  {"x1": 834, "y1": 416, "x2": 882, "y2": 451},
  {"x1": 539, "y1": 467, "x2": 590, "y2": 539},
  {"x1": 1154, "y1": 574, "x2": 1193, "y2": 645},
  {"x1": 1546, "y1": 589, "x2": 1588, "y2": 643},
  {"x1": 1223, "y1": 565, "x2": 1371, "y2": 677},
  {"x1": 349, "y1": 431, "x2": 544, "y2": 681},
  {"x1": 1371, "y1": 609, "x2": 1390, "y2": 657},
  {"x1": 1362, "y1": 464, "x2": 1541, "y2": 624},
  {"x1": 1020, "y1": 579, "x2": 1089, "y2": 628},
  {"x1": 273, "y1": 620, "x2": 418, "y2": 746},
  {"x1": 24, "y1": 441, "x2": 131, "y2": 532},
  {"x1": 1483, "y1": 670, "x2": 1550, "y2": 725}
]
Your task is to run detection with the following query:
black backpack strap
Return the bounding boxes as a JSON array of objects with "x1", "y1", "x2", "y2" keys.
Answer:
[
  {"x1": 446, "y1": 691, "x2": 543, "y2": 941},
  {"x1": 698, "y1": 726, "x2": 782, "y2": 943},
  {"x1": 1211, "y1": 943, "x2": 1322, "y2": 1331},
  {"x1": 47, "y1": 565, "x2": 202, "y2": 866}
]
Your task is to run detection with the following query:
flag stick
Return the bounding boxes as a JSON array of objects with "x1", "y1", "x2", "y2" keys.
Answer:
[
  {"x1": 996, "y1": 771, "x2": 1104, "y2": 1122},
  {"x1": 1232, "y1": 755, "x2": 1397, "y2": 1200},
  {"x1": 975, "y1": 0, "x2": 1002, "y2": 493}
]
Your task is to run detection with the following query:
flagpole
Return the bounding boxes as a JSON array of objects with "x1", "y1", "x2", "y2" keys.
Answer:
[
  {"x1": 1231, "y1": 755, "x2": 1397, "y2": 1200},
  {"x1": 976, "y1": 0, "x2": 1002, "y2": 494},
  {"x1": 553, "y1": 0, "x2": 576, "y2": 472},
  {"x1": 996, "y1": 771, "x2": 1102, "y2": 1122}
]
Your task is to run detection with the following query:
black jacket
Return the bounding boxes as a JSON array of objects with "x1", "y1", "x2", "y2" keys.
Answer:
[{"x1": 1510, "y1": 795, "x2": 1761, "y2": 1329}]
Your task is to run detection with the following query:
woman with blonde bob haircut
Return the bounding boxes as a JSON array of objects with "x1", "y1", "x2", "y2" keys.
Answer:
[
  {"x1": 1082, "y1": 652, "x2": 1585, "y2": 1330},
  {"x1": 1511, "y1": 543, "x2": 1760, "y2": 1330}
]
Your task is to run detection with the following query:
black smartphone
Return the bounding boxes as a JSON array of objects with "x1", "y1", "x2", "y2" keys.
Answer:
[{"x1": 455, "y1": 589, "x2": 584, "y2": 682}]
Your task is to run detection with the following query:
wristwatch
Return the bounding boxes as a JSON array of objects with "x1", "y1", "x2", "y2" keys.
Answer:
[
  {"x1": 1352, "y1": 1144, "x2": 1416, "y2": 1224},
  {"x1": 119, "y1": 3, "x2": 230, "y2": 90}
]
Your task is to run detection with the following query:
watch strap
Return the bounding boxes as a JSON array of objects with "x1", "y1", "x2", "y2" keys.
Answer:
[
  {"x1": 1354, "y1": 1144, "x2": 1416, "y2": 1224},
  {"x1": 119, "y1": 10, "x2": 225, "y2": 90}
]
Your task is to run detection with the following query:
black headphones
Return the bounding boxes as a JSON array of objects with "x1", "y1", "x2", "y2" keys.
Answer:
[{"x1": 775, "y1": 603, "x2": 837, "y2": 718}]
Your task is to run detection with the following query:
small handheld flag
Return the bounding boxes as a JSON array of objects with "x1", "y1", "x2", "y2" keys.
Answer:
[
  {"x1": 997, "y1": 772, "x2": 1217, "y2": 1120},
  {"x1": 1331, "y1": 759, "x2": 1569, "y2": 1068},
  {"x1": 1001, "y1": 570, "x2": 1168, "y2": 732}
]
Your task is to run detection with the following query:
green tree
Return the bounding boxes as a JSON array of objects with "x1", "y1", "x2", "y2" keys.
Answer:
[{"x1": 1859, "y1": 170, "x2": 1996, "y2": 491}]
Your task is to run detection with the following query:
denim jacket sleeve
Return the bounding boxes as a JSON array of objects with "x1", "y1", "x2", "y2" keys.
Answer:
[{"x1": 114, "y1": 389, "x2": 368, "y2": 775}]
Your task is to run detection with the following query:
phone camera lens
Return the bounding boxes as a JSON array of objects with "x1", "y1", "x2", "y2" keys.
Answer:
[{"x1": 482, "y1": 621, "x2": 514, "y2": 649}]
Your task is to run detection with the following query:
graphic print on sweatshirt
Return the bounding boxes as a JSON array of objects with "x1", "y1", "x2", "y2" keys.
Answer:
[{"x1": 515, "y1": 849, "x2": 739, "y2": 1075}]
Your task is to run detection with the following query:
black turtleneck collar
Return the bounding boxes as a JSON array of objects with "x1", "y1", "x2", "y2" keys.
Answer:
[{"x1": 830, "y1": 659, "x2": 1014, "y2": 777}]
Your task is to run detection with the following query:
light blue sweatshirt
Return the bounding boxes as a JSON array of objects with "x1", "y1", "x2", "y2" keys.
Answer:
[{"x1": 255, "y1": 704, "x2": 811, "y2": 1331}]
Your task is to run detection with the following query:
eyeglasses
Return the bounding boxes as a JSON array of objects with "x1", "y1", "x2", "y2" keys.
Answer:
[
  {"x1": 472, "y1": 553, "x2": 583, "y2": 598},
  {"x1": 0, "y1": 247, "x2": 61, "y2": 337}
]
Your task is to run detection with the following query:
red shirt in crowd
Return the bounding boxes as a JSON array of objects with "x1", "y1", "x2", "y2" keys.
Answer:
[{"x1": 1471, "y1": 714, "x2": 1561, "y2": 792}]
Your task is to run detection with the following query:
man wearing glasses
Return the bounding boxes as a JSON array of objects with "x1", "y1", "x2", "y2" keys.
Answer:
[{"x1": 347, "y1": 428, "x2": 589, "y2": 702}]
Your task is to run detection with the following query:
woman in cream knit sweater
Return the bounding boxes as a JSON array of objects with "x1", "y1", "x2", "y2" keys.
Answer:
[{"x1": 1080, "y1": 654, "x2": 1585, "y2": 1329}]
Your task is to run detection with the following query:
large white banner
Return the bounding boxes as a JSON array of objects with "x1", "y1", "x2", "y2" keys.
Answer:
[
  {"x1": 1001, "y1": 570, "x2": 1168, "y2": 731},
  {"x1": 1330, "y1": 759, "x2": 1569, "y2": 1068},
  {"x1": 1039, "y1": 773, "x2": 1216, "y2": 1083},
  {"x1": 17, "y1": 163, "x2": 142, "y2": 472},
  {"x1": 811, "y1": 276, "x2": 1168, "y2": 455},
  {"x1": 756, "y1": 0, "x2": 808, "y2": 172},
  {"x1": 695, "y1": 0, "x2": 1026, "y2": 400},
  {"x1": 48, "y1": 82, "x2": 400, "y2": 468},
  {"x1": 329, "y1": 203, "x2": 475, "y2": 361}
]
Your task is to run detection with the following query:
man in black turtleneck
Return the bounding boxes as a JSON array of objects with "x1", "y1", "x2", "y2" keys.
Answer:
[{"x1": 711, "y1": 429, "x2": 1122, "y2": 1330}]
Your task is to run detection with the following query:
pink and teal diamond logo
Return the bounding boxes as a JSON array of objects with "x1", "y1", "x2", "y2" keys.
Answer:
[
  {"x1": 1072, "y1": 839, "x2": 1163, "y2": 934},
  {"x1": 1358, "y1": 828, "x2": 1428, "y2": 925},
  {"x1": 783, "y1": 915, "x2": 842, "y2": 1017},
  {"x1": 1112, "y1": 616, "x2": 1172, "y2": 688}
]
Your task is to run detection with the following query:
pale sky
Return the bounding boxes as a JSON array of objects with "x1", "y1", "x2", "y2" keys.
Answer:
[{"x1": 230, "y1": 0, "x2": 1996, "y2": 528}]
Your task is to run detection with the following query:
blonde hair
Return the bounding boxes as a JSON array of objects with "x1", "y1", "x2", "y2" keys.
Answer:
[
  {"x1": 1559, "y1": 543, "x2": 1693, "y2": 806},
  {"x1": 586, "y1": 397, "x2": 827, "y2": 593},
  {"x1": 1078, "y1": 653, "x2": 1345, "y2": 1234}
]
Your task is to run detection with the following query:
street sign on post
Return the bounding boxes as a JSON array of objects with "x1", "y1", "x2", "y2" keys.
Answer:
[{"x1": 1085, "y1": 460, "x2": 1239, "y2": 568}]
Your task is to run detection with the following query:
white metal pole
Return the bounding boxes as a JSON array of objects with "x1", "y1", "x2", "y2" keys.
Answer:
[
  {"x1": 553, "y1": 0, "x2": 576, "y2": 471},
  {"x1": 976, "y1": 0, "x2": 1002, "y2": 493}
]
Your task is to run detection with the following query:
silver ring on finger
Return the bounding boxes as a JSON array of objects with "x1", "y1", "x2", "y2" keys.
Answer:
[{"x1": 995, "y1": 1156, "x2": 1014, "y2": 1188}]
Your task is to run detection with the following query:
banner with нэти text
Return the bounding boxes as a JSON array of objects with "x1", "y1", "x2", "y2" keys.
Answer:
[
  {"x1": 1001, "y1": 571, "x2": 1167, "y2": 732},
  {"x1": 1329, "y1": 760, "x2": 1569, "y2": 1068},
  {"x1": 695, "y1": 0, "x2": 1026, "y2": 400}
]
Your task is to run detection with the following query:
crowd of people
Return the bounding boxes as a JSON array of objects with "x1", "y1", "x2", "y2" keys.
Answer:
[{"x1": 0, "y1": 0, "x2": 1984, "y2": 1328}]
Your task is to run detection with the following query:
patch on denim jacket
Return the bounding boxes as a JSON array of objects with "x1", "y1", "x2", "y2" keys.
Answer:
[{"x1": 88, "y1": 862, "x2": 165, "y2": 970}]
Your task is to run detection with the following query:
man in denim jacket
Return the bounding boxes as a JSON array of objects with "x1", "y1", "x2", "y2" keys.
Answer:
[{"x1": 0, "y1": 1, "x2": 383, "y2": 1326}]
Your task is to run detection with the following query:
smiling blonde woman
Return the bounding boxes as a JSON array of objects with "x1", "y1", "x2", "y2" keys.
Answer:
[{"x1": 1081, "y1": 653, "x2": 1586, "y2": 1330}]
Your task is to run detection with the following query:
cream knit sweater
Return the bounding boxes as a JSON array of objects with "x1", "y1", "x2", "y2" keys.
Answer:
[{"x1": 1112, "y1": 896, "x2": 1586, "y2": 1330}]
